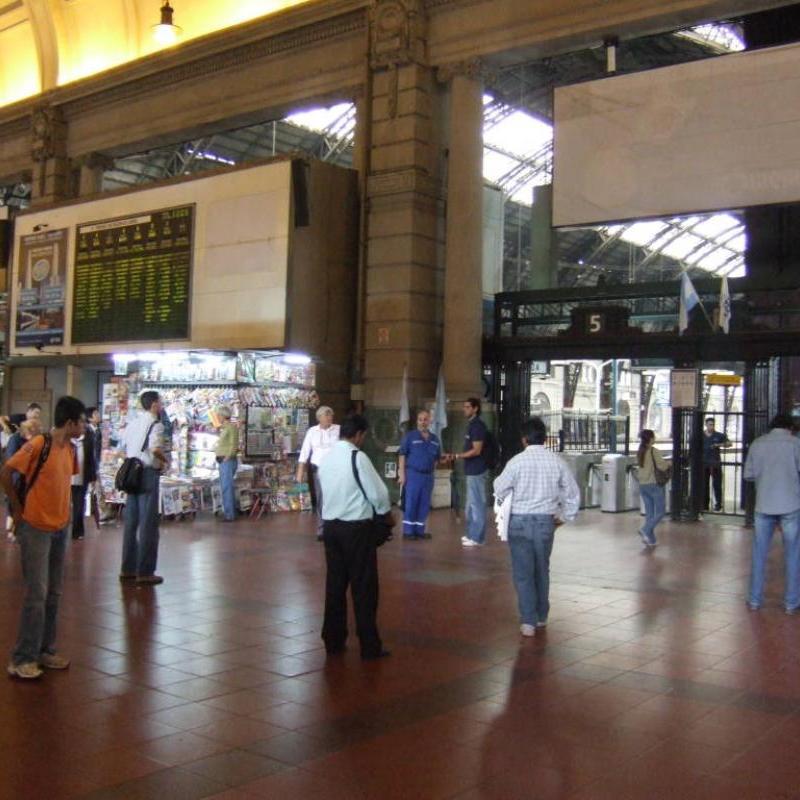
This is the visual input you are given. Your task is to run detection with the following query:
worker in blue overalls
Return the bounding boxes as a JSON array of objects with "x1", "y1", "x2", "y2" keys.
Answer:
[{"x1": 398, "y1": 409, "x2": 441, "y2": 540}]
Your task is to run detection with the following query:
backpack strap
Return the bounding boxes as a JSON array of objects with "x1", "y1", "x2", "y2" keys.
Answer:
[
  {"x1": 25, "y1": 433, "x2": 52, "y2": 500},
  {"x1": 351, "y1": 449, "x2": 376, "y2": 514},
  {"x1": 139, "y1": 421, "x2": 157, "y2": 455}
]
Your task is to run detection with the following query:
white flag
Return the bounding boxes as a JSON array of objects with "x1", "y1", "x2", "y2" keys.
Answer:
[
  {"x1": 432, "y1": 365, "x2": 448, "y2": 438},
  {"x1": 399, "y1": 364, "x2": 410, "y2": 429},
  {"x1": 679, "y1": 273, "x2": 700, "y2": 335},
  {"x1": 719, "y1": 277, "x2": 731, "y2": 334}
]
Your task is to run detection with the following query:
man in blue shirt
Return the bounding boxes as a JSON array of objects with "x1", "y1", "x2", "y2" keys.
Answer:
[
  {"x1": 318, "y1": 415, "x2": 394, "y2": 659},
  {"x1": 744, "y1": 413, "x2": 800, "y2": 613},
  {"x1": 398, "y1": 410, "x2": 441, "y2": 540},
  {"x1": 452, "y1": 397, "x2": 489, "y2": 547},
  {"x1": 702, "y1": 417, "x2": 730, "y2": 512}
]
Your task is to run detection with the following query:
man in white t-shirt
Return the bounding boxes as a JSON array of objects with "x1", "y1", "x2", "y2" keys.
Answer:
[
  {"x1": 120, "y1": 391, "x2": 165, "y2": 585},
  {"x1": 296, "y1": 406, "x2": 340, "y2": 540}
]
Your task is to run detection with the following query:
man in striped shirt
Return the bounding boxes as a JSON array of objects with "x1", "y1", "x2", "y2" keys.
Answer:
[{"x1": 493, "y1": 417, "x2": 580, "y2": 637}]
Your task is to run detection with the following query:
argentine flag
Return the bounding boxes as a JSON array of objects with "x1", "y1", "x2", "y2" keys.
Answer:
[{"x1": 679, "y1": 273, "x2": 700, "y2": 335}]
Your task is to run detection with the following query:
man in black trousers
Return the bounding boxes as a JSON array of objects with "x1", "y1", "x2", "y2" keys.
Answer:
[
  {"x1": 318, "y1": 414, "x2": 394, "y2": 660},
  {"x1": 70, "y1": 419, "x2": 97, "y2": 539}
]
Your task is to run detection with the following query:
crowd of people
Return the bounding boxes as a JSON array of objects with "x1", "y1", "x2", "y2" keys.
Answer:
[{"x1": 2, "y1": 389, "x2": 797, "y2": 680}]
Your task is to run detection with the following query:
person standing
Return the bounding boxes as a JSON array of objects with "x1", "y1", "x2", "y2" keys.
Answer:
[
  {"x1": 120, "y1": 391, "x2": 166, "y2": 586},
  {"x1": 454, "y1": 398, "x2": 489, "y2": 547},
  {"x1": 296, "y1": 406, "x2": 340, "y2": 541},
  {"x1": 70, "y1": 423, "x2": 97, "y2": 540},
  {"x1": 493, "y1": 417, "x2": 580, "y2": 635},
  {"x1": 398, "y1": 410, "x2": 441, "y2": 540},
  {"x1": 744, "y1": 413, "x2": 800, "y2": 613},
  {"x1": 86, "y1": 407, "x2": 112, "y2": 524},
  {"x1": 318, "y1": 415, "x2": 393, "y2": 660},
  {"x1": 702, "y1": 417, "x2": 730, "y2": 512},
  {"x1": 637, "y1": 429, "x2": 669, "y2": 548},
  {"x1": 1, "y1": 396, "x2": 85, "y2": 679},
  {"x1": 214, "y1": 405, "x2": 239, "y2": 522}
]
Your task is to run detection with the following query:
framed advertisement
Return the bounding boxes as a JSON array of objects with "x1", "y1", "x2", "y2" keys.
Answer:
[{"x1": 670, "y1": 369, "x2": 700, "y2": 408}]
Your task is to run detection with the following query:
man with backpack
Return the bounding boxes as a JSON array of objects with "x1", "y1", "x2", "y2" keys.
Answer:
[
  {"x1": 1, "y1": 396, "x2": 86, "y2": 680},
  {"x1": 453, "y1": 398, "x2": 491, "y2": 547}
]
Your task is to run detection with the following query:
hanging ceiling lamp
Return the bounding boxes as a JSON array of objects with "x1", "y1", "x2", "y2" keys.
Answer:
[{"x1": 152, "y1": 1, "x2": 182, "y2": 47}]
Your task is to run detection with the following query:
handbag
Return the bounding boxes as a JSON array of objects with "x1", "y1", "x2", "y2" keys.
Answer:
[
  {"x1": 115, "y1": 422, "x2": 156, "y2": 495},
  {"x1": 651, "y1": 449, "x2": 672, "y2": 487},
  {"x1": 351, "y1": 450, "x2": 394, "y2": 546}
]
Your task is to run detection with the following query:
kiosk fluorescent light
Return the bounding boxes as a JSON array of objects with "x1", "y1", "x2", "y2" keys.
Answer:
[{"x1": 283, "y1": 353, "x2": 311, "y2": 366}]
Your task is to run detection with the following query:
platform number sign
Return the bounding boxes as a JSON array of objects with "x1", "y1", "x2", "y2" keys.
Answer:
[{"x1": 587, "y1": 312, "x2": 605, "y2": 334}]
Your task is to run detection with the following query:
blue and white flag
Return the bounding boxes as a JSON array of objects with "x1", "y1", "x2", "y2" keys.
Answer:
[
  {"x1": 399, "y1": 364, "x2": 410, "y2": 429},
  {"x1": 432, "y1": 365, "x2": 448, "y2": 438},
  {"x1": 719, "y1": 276, "x2": 731, "y2": 334},
  {"x1": 679, "y1": 273, "x2": 700, "y2": 335}
]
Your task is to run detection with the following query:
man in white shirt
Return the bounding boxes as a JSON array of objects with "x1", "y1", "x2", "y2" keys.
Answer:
[
  {"x1": 120, "y1": 391, "x2": 166, "y2": 586},
  {"x1": 318, "y1": 414, "x2": 393, "y2": 660},
  {"x1": 296, "y1": 406, "x2": 340, "y2": 540},
  {"x1": 494, "y1": 417, "x2": 580, "y2": 636}
]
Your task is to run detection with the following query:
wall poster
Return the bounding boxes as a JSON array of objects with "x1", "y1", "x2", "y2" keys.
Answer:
[
  {"x1": 16, "y1": 228, "x2": 68, "y2": 347},
  {"x1": 72, "y1": 205, "x2": 194, "y2": 344}
]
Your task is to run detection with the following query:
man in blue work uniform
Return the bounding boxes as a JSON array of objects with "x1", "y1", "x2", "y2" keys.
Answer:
[{"x1": 398, "y1": 409, "x2": 441, "y2": 540}]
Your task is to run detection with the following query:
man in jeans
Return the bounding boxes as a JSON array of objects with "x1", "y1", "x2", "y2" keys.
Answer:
[
  {"x1": 744, "y1": 413, "x2": 800, "y2": 613},
  {"x1": 120, "y1": 391, "x2": 166, "y2": 586},
  {"x1": 455, "y1": 398, "x2": 489, "y2": 547},
  {"x1": 493, "y1": 417, "x2": 580, "y2": 635},
  {"x1": 1, "y1": 396, "x2": 86, "y2": 679}
]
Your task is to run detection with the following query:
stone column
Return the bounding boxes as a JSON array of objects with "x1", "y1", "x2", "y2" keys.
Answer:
[
  {"x1": 75, "y1": 152, "x2": 114, "y2": 197},
  {"x1": 30, "y1": 105, "x2": 72, "y2": 205},
  {"x1": 439, "y1": 61, "x2": 485, "y2": 399},
  {"x1": 362, "y1": 0, "x2": 443, "y2": 408}
]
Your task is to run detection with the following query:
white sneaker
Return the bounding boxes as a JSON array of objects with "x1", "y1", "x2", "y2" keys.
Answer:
[
  {"x1": 7, "y1": 661, "x2": 43, "y2": 680},
  {"x1": 460, "y1": 536, "x2": 471, "y2": 544},
  {"x1": 520, "y1": 624, "x2": 535, "y2": 637},
  {"x1": 39, "y1": 652, "x2": 70, "y2": 670},
  {"x1": 462, "y1": 539, "x2": 481, "y2": 547},
  {"x1": 536, "y1": 620, "x2": 548, "y2": 628}
]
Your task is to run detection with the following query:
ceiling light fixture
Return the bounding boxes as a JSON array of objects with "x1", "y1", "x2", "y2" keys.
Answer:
[{"x1": 152, "y1": 2, "x2": 182, "y2": 47}]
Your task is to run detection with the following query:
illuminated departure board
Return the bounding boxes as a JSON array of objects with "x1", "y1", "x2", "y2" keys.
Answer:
[{"x1": 71, "y1": 205, "x2": 194, "y2": 344}]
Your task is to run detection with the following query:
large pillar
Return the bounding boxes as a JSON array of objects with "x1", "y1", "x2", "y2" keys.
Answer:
[
  {"x1": 362, "y1": 0, "x2": 442, "y2": 408},
  {"x1": 440, "y1": 61, "x2": 485, "y2": 399},
  {"x1": 30, "y1": 105, "x2": 72, "y2": 206}
]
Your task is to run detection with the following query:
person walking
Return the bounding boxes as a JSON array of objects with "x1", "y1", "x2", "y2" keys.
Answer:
[
  {"x1": 70, "y1": 423, "x2": 97, "y2": 540},
  {"x1": 120, "y1": 391, "x2": 166, "y2": 586},
  {"x1": 493, "y1": 417, "x2": 580, "y2": 635},
  {"x1": 744, "y1": 413, "x2": 800, "y2": 613},
  {"x1": 296, "y1": 406, "x2": 340, "y2": 540},
  {"x1": 318, "y1": 414, "x2": 393, "y2": 660},
  {"x1": 214, "y1": 405, "x2": 239, "y2": 522},
  {"x1": 398, "y1": 409, "x2": 441, "y2": 540},
  {"x1": 637, "y1": 429, "x2": 669, "y2": 548},
  {"x1": 1, "y1": 396, "x2": 86, "y2": 680},
  {"x1": 455, "y1": 398, "x2": 489, "y2": 547}
]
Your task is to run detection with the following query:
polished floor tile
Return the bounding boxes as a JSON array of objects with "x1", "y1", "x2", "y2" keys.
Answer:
[{"x1": 2, "y1": 509, "x2": 800, "y2": 799}]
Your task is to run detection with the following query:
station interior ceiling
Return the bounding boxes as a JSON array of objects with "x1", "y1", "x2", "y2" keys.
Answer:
[{"x1": 1, "y1": 22, "x2": 747, "y2": 292}]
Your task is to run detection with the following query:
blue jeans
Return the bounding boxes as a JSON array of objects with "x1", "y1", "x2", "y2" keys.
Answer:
[
  {"x1": 218, "y1": 458, "x2": 238, "y2": 520},
  {"x1": 12, "y1": 522, "x2": 68, "y2": 665},
  {"x1": 508, "y1": 514, "x2": 555, "y2": 626},
  {"x1": 749, "y1": 510, "x2": 800, "y2": 610},
  {"x1": 639, "y1": 483, "x2": 665, "y2": 544},
  {"x1": 122, "y1": 467, "x2": 161, "y2": 577},
  {"x1": 465, "y1": 473, "x2": 487, "y2": 543}
]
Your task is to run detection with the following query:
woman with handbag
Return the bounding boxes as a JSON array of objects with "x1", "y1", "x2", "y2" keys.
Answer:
[{"x1": 637, "y1": 429, "x2": 670, "y2": 548}]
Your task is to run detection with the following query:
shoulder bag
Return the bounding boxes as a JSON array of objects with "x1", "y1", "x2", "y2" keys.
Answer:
[
  {"x1": 351, "y1": 450, "x2": 394, "y2": 546},
  {"x1": 651, "y1": 448, "x2": 672, "y2": 487},
  {"x1": 115, "y1": 422, "x2": 156, "y2": 495}
]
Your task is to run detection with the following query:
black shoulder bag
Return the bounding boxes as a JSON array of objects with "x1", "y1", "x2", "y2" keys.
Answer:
[
  {"x1": 115, "y1": 422, "x2": 157, "y2": 495},
  {"x1": 351, "y1": 450, "x2": 394, "y2": 546}
]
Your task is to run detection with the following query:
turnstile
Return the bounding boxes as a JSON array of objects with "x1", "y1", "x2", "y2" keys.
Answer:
[
  {"x1": 560, "y1": 452, "x2": 604, "y2": 509},
  {"x1": 601, "y1": 454, "x2": 640, "y2": 512}
]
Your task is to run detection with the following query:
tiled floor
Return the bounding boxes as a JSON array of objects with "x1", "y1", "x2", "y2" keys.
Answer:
[{"x1": 2, "y1": 507, "x2": 800, "y2": 799}]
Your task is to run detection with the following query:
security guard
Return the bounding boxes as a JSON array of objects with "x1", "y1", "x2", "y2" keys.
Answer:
[{"x1": 398, "y1": 410, "x2": 441, "y2": 540}]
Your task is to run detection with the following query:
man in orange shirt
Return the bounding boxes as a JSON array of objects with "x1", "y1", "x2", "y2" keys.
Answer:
[{"x1": 1, "y1": 396, "x2": 85, "y2": 680}]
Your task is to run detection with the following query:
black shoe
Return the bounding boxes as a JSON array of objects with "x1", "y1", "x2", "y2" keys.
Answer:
[
  {"x1": 420, "y1": 533, "x2": 432, "y2": 540},
  {"x1": 317, "y1": 534, "x2": 324, "y2": 542},
  {"x1": 714, "y1": 506, "x2": 722, "y2": 512},
  {"x1": 402, "y1": 533, "x2": 415, "y2": 540},
  {"x1": 362, "y1": 649, "x2": 391, "y2": 661},
  {"x1": 326, "y1": 645, "x2": 346, "y2": 655}
]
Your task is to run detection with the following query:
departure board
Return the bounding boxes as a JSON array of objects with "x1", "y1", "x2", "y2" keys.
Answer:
[{"x1": 71, "y1": 205, "x2": 194, "y2": 344}]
